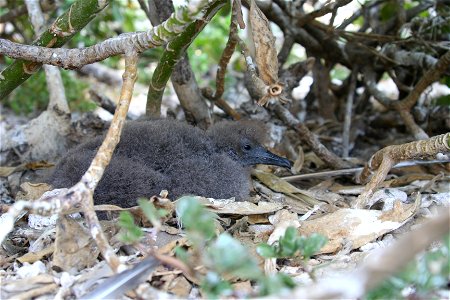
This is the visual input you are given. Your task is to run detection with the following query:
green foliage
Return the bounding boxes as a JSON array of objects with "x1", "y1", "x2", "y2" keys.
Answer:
[
  {"x1": 208, "y1": 234, "x2": 261, "y2": 280},
  {"x1": 201, "y1": 272, "x2": 233, "y2": 298},
  {"x1": 257, "y1": 227, "x2": 327, "y2": 260},
  {"x1": 6, "y1": 69, "x2": 94, "y2": 115},
  {"x1": 176, "y1": 196, "x2": 217, "y2": 243},
  {"x1": 118, "y1": 211, "x2": 143, "y2": 244},
  {"x1": 175, "y1": 197, "x2": 297, "y2": 298},
  {"x1": 137, "y1": 198, "x2": 168, "y2": 228},
  {"x1": 330, "y1": 65, "x2": 351, "y2": 81},
  {"x1": 434, "y1": 95, "x2": 450, "y2": 106},
  {"x1": 365, "y1": 234, "x2": 450, "y2": 300},
  {"x1": 258, "y1": 273, "x2": 296, "y2": 296},
  {"x1": 188, "y1": 12, "x2": 231, "y2": 84}
]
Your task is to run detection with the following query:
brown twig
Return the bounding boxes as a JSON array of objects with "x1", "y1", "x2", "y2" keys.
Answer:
[
  {"x1": 342, "y1": 69, "x2": 358, "y2": 157},
  {"x1": 272, "y1": 102, "x2": 351, "y2": 169},
  {"x1": 363, "y1": 50, "x2": 450, "y2": 140},
  {"x1": 213, "y1": 0, "x2": 241, "y2": 101},
  {"x1": 354, "y1": 133, "x2": 450, "y2": 208}
]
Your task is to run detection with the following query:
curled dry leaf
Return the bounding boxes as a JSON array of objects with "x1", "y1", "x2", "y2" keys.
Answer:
[
  {"x1": 249, "y1": 0, "x2": 287, "y2": 107},
  {"x1": 185, "y1": 195, "x2": 284, "y2": 215},
  {"x1": 249, "y1": 0, "x2": 278, "y2": 85}
]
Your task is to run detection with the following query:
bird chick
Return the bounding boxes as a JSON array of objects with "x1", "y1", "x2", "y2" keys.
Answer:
[{"x1": 49, "y1": 119, "x2": 290, "y2": 207}]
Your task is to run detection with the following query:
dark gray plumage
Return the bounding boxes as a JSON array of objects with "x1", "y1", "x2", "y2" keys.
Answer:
[{"x1": 49, "y1": 119, "x2": 291, "y2": 207}]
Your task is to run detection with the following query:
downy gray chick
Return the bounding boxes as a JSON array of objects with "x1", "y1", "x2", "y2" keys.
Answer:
[{"x1": 49, "y1": 119, "x2": 291, "y2": 207}]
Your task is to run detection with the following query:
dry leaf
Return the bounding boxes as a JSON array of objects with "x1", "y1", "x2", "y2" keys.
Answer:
[
  {"x1": 300, "y1": 197, "x2": 420, "y2": 254},
  {"x1": 166, "y1": 275, "x2": 192, "y2": 297},
  {"x1": 16, "y1": 182, "x2": 52, "y2": 200},
  {"x1": 53, "y1": 215, "x2": 100, "y2": 271},
  {"x1": 252, "y1": 169, "x2": 322, "y2": 208},
  {"x1": 249, "y1": 0, "x2": 278, "y2": 85},
  {"x1": 207, "y1": 199, "x2": 284, "y2": 215},
  {"x1": 292, "y1": 146, "x2": 305, "y2": 173},
  {"x1": 0, "y1": 161, "x2": 53, "y2": 177},
  {"x1": 17, "y1": 246, "x2": 54, "y2": 264},
  {"x1": 265, "y1": 210, "x2": 300, "y2": 275}
]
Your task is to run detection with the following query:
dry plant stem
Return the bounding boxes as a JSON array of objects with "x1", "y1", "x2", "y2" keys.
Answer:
[
  {"x1": 278, "y1": 209, "x2": 450, "y2": 299},
  {"x1": 77, "y1": 51, "x2": 138, "y2": 272},
  {"x1": 213, "y1": 0, "x2": 240, "y2": 100},
  {"x1": 238, "y1": 33, "x2": 348, "y2": 168},
  {"x1": 342, "y1": 70, "x2": 357, "y2": 157},
  {"x1": 295, "y1": 0, "x2": 352, "y2": 27},
  {"x1": 354, "y1": 133, "x2": 450, "y2": 208},
  {"x1": 201, "y1": 87, "x2": 241, "y2": 120}
]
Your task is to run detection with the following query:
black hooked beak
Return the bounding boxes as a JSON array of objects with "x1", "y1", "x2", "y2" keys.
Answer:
[{"x1": 246, "y1": 146, "x2": 292, "y2": 169}]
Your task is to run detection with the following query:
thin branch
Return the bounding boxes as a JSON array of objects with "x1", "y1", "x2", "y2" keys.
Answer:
[
  {"x1": 394, "y1": 50, "x2": 450, "y2": 111},
  {"x1": 213, "y1": 0, "x2": 241, "y2": 100},
  {"x1": 25, "y1": 0, "x2": 70, "y2": 114},
  {"x1": 354, "y1": 133, "x2": 450, "y2": 208},
  {"x1": 272, "y1": 102, "x2": 352, "y2": 169},
  {"x1": 295, "y1": 0, "x2": 352, "y2": 27},
  {"x1": 342, "y1": 69, "x2": 357, "y2": 157},
  {"x1": 0, "y1": 0, "x2": 55, "y2": 23}
]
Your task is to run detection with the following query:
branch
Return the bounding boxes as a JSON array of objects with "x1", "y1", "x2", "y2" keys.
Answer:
[
  {"x1": 24, "y1": 0, "x2": 70, "y2": 115},
  {"x1": 0, "y1": 0, "x2": 109, "y2": 99},
  {"x1": 354, "y1": 133, "x2": 450, "y2": 208},
  {"x1": 295, "y1": 0, "x2": 352, "y2": 27},
  {"x1": 213, "y1": 0, "x2": 241, "y2": 101},
  {"x1": 272, "y1": 102, "x2": 352, "y2": 169},
  {"x1": 342, "y1": 69, "x2": 358, "y2": 157},
  {"x1": 394, "y1": 50, "x2": 450, "y2": 111},
  {"x1": 0, "y1": 0, "x2": 214, "y2": 70},
  {"x1": 145, "y1": 0, "x2": 227, "y2": 117}
]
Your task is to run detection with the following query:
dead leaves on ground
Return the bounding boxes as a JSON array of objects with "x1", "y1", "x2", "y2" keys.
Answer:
[{"x1": 1, "y1": 164, "x2": 448, "y2": 298}]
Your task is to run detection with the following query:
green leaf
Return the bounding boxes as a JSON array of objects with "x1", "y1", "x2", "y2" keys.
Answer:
[
  {"x1": 174, "y1": 246, "x2": 190, "y2": 264},
  {"x1": 298, "y1": 233, "x2": 328, "y2": 259},
  {"x1": 137, "y1": 198, "x2": 167, "y2": 227},
  {"x1": 176, "y1": 196, "x2": 217, "y2": 241},
  {"x1": 209, "y1": 234, "x2": 261, "y2": 280},
  {"x1": 201, "y1": 271, "x2": 233, "y2": 299},
  {"x1": 258, "y1": 273, "x2": 296, "y2": 296},
  {"x1": 118, "y1": 211, "x2": 143, "y2": 244},
  {"x1": 434, "y1": 95, "x2": 450, "y2": 106},
  {"x1": 256, "y1": 243, "x2": 277, "y2": 258}
]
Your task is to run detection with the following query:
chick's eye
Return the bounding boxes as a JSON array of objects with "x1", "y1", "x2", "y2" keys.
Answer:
[{"x1": 243, "y1": 144, "x2": 251, "y2": 151}]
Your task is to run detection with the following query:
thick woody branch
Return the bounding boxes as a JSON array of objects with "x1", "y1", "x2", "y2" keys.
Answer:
[
  {"x1": 354, "y1": 133, "x2": 450, "y2": 208},
  {"x1": 0, "y1": 0, "x2": 109, "y2": 100},
  {"x1": 0, "y1": 0, "x2": 214, "y2": 70}
]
